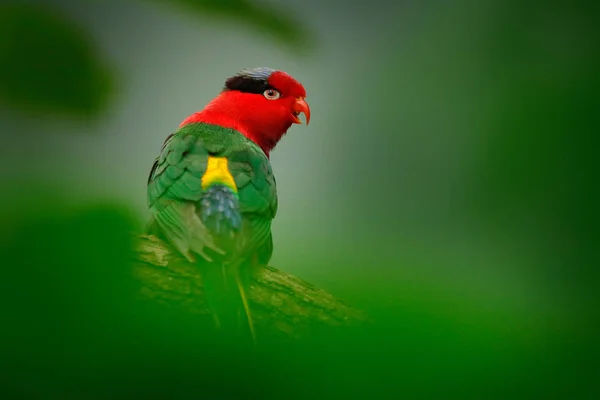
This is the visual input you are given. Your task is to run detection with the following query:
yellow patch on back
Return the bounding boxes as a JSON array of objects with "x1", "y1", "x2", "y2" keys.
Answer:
[{"x1": 201, "y1": 156, "x2": 238, "y2": 192}]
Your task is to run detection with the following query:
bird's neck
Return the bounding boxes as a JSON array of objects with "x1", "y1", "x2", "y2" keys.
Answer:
[{"x1": 179, "y1": 92, "x2": 290, "y2": 157}]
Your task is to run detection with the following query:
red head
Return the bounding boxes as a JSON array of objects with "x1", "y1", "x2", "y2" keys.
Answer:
[{"x1": 180, "y1": 67, "x2": 310, "y2": 156}]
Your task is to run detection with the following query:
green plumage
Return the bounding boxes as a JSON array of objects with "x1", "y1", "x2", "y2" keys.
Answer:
[{"x1": 146, "y1": 122, "x2": 278, "y2": 343}]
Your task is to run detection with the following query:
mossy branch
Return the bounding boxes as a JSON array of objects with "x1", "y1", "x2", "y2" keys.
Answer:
[{"x1": 132, "y1": 234, "x2": 368, "y2": 339}]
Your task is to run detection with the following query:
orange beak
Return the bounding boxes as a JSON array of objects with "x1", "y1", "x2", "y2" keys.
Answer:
[{"x1": 292, "y1": 97, "x2": 311, "y2": 125}]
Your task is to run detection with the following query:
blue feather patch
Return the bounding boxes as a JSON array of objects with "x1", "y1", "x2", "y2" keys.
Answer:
[
  {"x1": 237, "y1": 67, "x2": 276, "y2": 80},
  {"x1": 200, "y1": 185, "x2": 242, "y2": 236}
]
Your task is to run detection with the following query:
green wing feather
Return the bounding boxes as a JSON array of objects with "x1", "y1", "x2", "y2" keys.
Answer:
[
  {"x1": 147, "y1": 129, "x2": 220, "y2": 261},
  {"x1": 146, "y1": 123, "x2": 278, "y2": 343}
]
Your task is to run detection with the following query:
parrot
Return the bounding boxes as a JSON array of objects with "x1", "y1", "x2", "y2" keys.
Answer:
[{"x1": 145, "y1": 67, "x2": 310, "y2": 345}]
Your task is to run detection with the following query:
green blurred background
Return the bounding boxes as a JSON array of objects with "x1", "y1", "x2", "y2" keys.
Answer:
[{"x1": 1, "y1": 0, "x2": 597, "y2": 398}]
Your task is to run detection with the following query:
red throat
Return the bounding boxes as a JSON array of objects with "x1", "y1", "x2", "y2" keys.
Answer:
[{"x1": 179, "y1": 91, "x2": 295, "y2": 157}]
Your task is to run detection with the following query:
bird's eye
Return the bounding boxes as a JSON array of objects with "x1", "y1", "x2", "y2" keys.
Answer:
[{"x1": 263, "y1": 89, "x2": 281, "y2": 100}]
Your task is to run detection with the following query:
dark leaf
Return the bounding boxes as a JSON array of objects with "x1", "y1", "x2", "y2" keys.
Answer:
[
  {"x1": 147, "y1": 0, "x2": 314, "y2": 53},
  {"x1": 0, "y1": 4, "x2": 114, "y2": 118}
]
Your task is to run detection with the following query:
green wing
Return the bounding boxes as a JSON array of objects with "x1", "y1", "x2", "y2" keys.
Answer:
[
  {"x1": 146, "y1": 123, "x2": 278, "y2": 263},
  {"x1": 225, "y1": 142, "x2": 278, "y2": 264}
]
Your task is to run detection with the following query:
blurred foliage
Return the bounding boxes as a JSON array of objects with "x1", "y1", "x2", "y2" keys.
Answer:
[
  {"x1": 368, "y1": 0, "x2": 599, "y2": 297},
  {"x1": 0, "y1": 0, "x2": 310, "y2": 120},
  {"x1": 472, "y1": 1, "x2": 599, "y2": 294},
  {"x1": 0, "y1": 196, "x2": 270, "y2": 398},
  {"x1": 449, "y1": 1, "x2": 600, "y2": 316},
  {"x1": 147, "y1": 0, "x2": 314, "y2": 52},
  {"x1": 0, "y1": 192, "x2": 572, "y2": 398},
  {"x1": 0, "y1": 3, "x2": 113, "y2": 119}
]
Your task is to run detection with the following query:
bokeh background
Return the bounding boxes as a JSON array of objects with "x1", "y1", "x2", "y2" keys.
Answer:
[{"x1": 1, "y1": 0, "x2": 597, "y2": 398}]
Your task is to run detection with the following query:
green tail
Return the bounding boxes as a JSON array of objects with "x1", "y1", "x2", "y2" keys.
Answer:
[
  {"x1": 200, "y1": 184, "x2": 256, "y2": 346},
  {"x1": 200, "y1": 258, "x2": 255, "y2": 345}
]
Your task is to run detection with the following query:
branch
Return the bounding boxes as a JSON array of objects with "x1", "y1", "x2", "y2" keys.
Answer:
[{"x1": 132, "y1": 235, "x2": 368, "y2": 339}]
